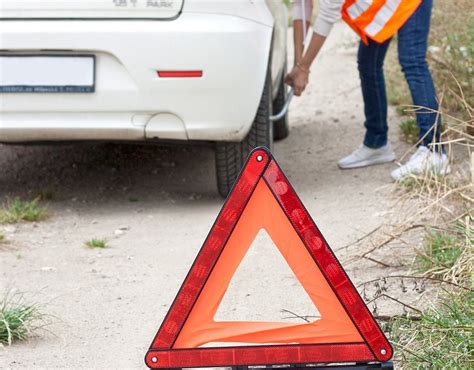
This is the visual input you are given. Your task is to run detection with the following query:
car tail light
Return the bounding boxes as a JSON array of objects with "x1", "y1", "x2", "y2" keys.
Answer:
[{"x1": 157, "y1": 71, "x2": 203, "y2": 78}]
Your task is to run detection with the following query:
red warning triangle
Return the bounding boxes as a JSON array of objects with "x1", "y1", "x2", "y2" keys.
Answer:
[{"x1": 145, "y1": 148, "x2": 393, "y2": 368}]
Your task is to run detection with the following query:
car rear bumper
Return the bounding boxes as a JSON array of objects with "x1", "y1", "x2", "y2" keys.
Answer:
[{"x1": 0, "y1": 14, "x2": 272, "y2": 143}]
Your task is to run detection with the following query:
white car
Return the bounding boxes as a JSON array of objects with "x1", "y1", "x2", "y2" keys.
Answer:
[{"x1": 0, "y1": 0, "x2": 290, "y2": 197}]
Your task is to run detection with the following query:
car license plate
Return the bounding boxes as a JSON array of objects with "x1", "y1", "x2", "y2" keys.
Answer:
[{"x1": 0, "y1": 55, "x2": 95, "y2": 93}]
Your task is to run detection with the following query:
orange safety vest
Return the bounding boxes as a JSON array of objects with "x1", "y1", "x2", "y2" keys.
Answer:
[{"x1": 341, "y1": 0, "x2": 422, "y2": 44}]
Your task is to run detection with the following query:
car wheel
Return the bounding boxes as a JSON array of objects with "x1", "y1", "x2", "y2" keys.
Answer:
[
  {"x1": 272, "y1": 60, "x2": 290, "y2": 141},
  {"x1": 215, "y1": 69, "x2": 273, "y2": 198}
]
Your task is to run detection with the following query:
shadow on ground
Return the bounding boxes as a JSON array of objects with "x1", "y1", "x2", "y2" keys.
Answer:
[{"x1": 0, "y1": 143, "x2": 220, "y2": 204}]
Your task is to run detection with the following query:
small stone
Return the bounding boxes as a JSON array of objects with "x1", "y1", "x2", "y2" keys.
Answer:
[
  {"x1": 41, "y1": 266, "x2": 57, "y2": 272},
  {"x1": 3, "y1": 226, "x2": 16, "y2": 234},
  {"x1": 428, "y1": 45, "x2": 441, "y2": 54}
]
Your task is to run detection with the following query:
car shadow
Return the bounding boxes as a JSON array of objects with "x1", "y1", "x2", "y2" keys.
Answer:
[
  {"x1": 0, "y1": 119, "x2": 396, "y2": 210},
  {"x1": 0, "y1": 143, "x2": 220, "y2": 207}
]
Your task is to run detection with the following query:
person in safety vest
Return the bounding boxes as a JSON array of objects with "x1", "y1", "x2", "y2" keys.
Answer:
[{"x1": 286, "y1": 0, "x2": 449, "y2": 180}]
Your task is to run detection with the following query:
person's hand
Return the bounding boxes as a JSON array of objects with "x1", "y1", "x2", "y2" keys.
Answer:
[{"x1": 285, "y1": 64, "x2": 310, "y2": 96}]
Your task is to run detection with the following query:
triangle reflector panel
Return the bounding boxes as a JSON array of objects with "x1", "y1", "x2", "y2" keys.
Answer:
[
  {"x1": 214, "y1": 228, "x2": 320, "y2": 324},
  {"x1": 145, "y1": 148, "x2": 393, "y2": 368}
]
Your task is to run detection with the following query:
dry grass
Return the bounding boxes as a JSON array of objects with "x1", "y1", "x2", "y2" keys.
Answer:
[
  {"x1": 388, "y1": 94, "x2": 473, "y2": 367},
  {"x1": 394, "y1": 82, "x2": 473, "y2": 213},
  {"x1": 341, "y1": 2, "x2": 473, "y2": 366},
  {"x1": 389, "y1": 215, "x2": 472, "y2": 367},
  {"x1": 358, "y1": 73, "x2": 472, "y2": 366}
]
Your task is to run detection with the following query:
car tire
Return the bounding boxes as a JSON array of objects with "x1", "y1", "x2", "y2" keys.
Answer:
[
  {"x1": 272, "y1": 61, "x2": 290, "y2": 141},
  {"x1": 215, "y1": 69, "x2": 273, "y2": 198}
]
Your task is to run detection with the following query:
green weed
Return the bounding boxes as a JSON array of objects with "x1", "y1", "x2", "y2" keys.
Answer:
[
  {"x1": 399, "y1": 118, "x2": 420, "y2": 144},
  {"x1": 85, "y1": 239, "x2": 108, "y2": 249},
  {"x1": 416, "y1": 213, "x2": 472, "y2": 282},
  {"x1": 391, "y1": 291, "x2": 473, "y2": 369},
  {"x1": 0, "y1": 291, "x2": 47, "y2": 345},
  {"x1": 416, "y1": 231, "x2": 462, "y2": 275},
  {"x1": 391, "y1": 213, "x2": 472, "y2": 368},
  {"x1": 0, "y1": 198, "x2": 48, "y2": 224}
]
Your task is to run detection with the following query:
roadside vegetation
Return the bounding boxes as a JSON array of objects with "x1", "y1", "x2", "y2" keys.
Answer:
[
  {"x1": 386, "y1": 0, "x2": 473, "y2": 119},
  {"x1": 0, "y1": 198, "x2": 48, "y2": 224},
  {"x1": 390, "y1": 290, "x2": 473, "y2": 368},
  {"x1": 383, "y1": 1, "x2": 473, "y2": 367},
  {"x1": 0, "y1": 291, "x2": 48, "y2": 345},
  {"x1": 85, "y1": 238, "x2": 109, "y2": 249},
  {"x1": 398, "y1": 119, "x2": 419, "y2": 145},
  {"x1": 390, "y1": 214, "x2": 473, "y2": 368}
]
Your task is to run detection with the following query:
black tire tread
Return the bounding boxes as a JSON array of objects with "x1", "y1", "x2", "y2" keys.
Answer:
[{"x1": 215, "y1": 70, "x2": 272, "y2": 197}]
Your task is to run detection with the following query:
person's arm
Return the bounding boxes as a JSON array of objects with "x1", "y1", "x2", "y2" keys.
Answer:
[
  {"x1": 287, "y1": 0, "x2": 344, "y2": 96},
  {"x1": 293, "y1": 21, "x2": 310, "y2": 65},
  {"x1": 298, "y1": 33, "x2": 326, "y2": 74},
  {"x1": 291, "y1": 0, "x2": 312, "y2": 64}
]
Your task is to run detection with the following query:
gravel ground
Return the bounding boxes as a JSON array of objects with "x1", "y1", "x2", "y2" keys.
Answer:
[{"x1": 1, "y1": 24, "x2": 413, "y2": 369}]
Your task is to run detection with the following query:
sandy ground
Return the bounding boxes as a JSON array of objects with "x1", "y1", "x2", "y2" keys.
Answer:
[{"x1": 1, "y1": 24, "x2": 415, "y2": 368}]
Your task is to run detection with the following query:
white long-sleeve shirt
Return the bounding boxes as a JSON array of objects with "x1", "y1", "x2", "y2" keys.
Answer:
[{"x1": 292, "y1": 0, "x2": 344, "y2": 37}]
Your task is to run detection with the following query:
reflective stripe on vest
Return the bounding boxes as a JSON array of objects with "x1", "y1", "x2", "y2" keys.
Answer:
[{"x1": 342, "y1": 0, "x2": 422, "y2": 44}]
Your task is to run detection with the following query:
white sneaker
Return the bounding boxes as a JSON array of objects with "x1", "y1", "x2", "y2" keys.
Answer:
[
  {"x1": 338, "y1": 143, "x2": 396, "y2": 169},
  {"x1": 391, "y1": 146, "x2": 450, "y2": 181}
]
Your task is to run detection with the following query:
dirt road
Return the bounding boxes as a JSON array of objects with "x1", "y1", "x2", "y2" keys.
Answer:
[{"x1": 1, "y1": 24, "x2": 410, "y2": 368}]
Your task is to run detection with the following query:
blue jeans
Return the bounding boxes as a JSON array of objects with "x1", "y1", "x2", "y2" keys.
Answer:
[{"x1": 358, "y1": 0, "x2": 440, "y2": 149}]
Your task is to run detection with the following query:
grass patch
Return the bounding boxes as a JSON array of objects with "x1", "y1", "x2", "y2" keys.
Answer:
[
  {"x1": 391, "y1": 291, "x2": 473, "y2": 369},
  {"x1": 416, "y1": 230, "x2": 463, "y2": 275},
  {"x1": 391, "y1": 213, "x2": 473, "y2": 368},
  {"x1": 415, "y1": 213, "x2": 472, "y2": 283},
  {"x1": 0, "y1": 291, "x2": 47, "y2": 345},
  {"x1": 0, "y1": 198, "x2": 48, "y2": 224},
  {"x1": 0, "y1": 230, "x2": 5, "y2": 243},
  {"x1": 85, "y1": 238, "x2": 108, "y2": 249},
  {"x1": 399, "y1": 118, "x2": 420, "y2": 144},
  {"x1": 414, "y1": 211, "x2": 474, "y2": 286}
]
